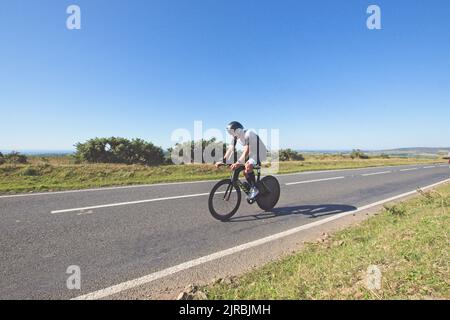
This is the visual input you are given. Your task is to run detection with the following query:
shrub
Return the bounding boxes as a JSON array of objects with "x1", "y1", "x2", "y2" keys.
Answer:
[
  {"x1": 350, "y1": 149, "x2": 369, "y2": 159},
  {"x1": 384, "y1": 204, "x2": 406, "y2": 216},
  {"x1": 0, "y1": 152, "x2": 4, "y2": 165},
  {"x1": 5, "y1": 151, "x2": 28, "y2": 164},
  {"x1": 74, "y1": 137, "x2": 165, "y2": 166},
  {"x1": 22, "y1": 166, "x2": 40, "y2": 176},
  {"x1": 279, "y1": 149, "x2": 305, "y2": 161},
  {"x1": 170, "y1": 138, "x2": 228, "y2": 164}
]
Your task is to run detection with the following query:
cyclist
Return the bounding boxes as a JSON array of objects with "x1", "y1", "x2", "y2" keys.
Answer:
[{"x1": 216, "y1": 121, "x2": 267, "y2": 200}]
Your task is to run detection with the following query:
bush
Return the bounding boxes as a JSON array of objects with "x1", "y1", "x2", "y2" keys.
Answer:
[
  {"x1": 22, "y1": 166, "x2": 40, "y2": 176},
  {"x1": 74, "y1": 137, "x2": 165, "y2": 166},
  {"x1": 384, "y1": 204, "x2": 406, "y2": 216},
  {"x1": 279, "y1": 149, "x2": 305, "y2": 161},
  {"x1": 170, "y1": 138, "x2": 228, "y2": 164},
  {"x1": 4, "y1": 151, "x2": 28, "y2": 164},
  {"x1": 0, "y1": 152, "x2": 4, "y2": 165},
  {"x1": 350, "y1": 149, "x2": 369, "y2": 159}
]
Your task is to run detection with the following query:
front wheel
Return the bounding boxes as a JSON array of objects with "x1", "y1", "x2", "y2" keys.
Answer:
[{"x1": 208, "y1": 179, "x2": 242, "y2": 221}]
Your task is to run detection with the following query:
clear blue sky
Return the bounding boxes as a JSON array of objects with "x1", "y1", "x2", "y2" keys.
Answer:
[{"x1": 0, "y1": 0, "x2": 449, "y2": 151}]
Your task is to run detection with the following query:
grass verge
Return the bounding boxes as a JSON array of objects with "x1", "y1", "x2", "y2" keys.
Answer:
[
  {"x1": 204, "y1": 183, "x2": 450, "y2": 300},
  {"x1": 0, "y1": 156, "x2": 442, "y2": 194}
]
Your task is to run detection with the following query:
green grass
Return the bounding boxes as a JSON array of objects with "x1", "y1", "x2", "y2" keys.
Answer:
[
  {"x1": 204, "y1": 183, "x2": 450, "y2": 300},
  {"x1": 0, "y1": 155, "x2": 443, "y2": 194}
]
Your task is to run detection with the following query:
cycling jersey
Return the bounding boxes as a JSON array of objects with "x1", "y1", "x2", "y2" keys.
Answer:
[{"x1": 233, "y1": 130, "x2": 267, "y2": 165}]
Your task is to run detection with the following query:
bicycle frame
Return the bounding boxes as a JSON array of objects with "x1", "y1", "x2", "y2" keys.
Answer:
[{"x1": 223, "y1": 165, "x2": 261, "y2": 201}]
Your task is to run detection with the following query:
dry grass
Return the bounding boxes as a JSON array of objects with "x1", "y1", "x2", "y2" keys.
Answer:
[
  {"x1": 204, "y1": 183, "x2": 450, "y2": 300},
  {"x1": 0, "y1": 155, "x2": 442, "y2": 194}
]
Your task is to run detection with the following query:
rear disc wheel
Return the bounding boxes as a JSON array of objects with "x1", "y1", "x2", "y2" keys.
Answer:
[{"x1": 256, "y1": 176, "x2": 280, "y2": 212}]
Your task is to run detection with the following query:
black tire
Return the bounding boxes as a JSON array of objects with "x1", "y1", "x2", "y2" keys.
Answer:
[
  {"x1": 256, "y1": 176, "x2": 280, "y2": 212},
  {"x1": 208, "y1": 179, "x2": 241, "y2": 221}
]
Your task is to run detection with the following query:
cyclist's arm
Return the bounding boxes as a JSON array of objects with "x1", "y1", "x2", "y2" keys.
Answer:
[
  {"x1": 237, "y1": 145, "x2": 249, "y2": 164},
  {"x1": 220, "y1": 143, "x2": 234, "y2": 164}
]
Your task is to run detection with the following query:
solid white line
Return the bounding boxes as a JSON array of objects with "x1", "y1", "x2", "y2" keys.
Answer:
[
  {"x1": 285, "y1": 176, "x2": 344, "y2": 186},
  {"x1": 73, "y1": 177, "x2": 450, "y2": 300},
  {"x1": 51, "y1": 193, "x2": 211, "y2": 214},
  {"x1": 400, "y1": 168, "x2": 419, "y2": 172},
  {"x1": 361, "y1": 171, "x2": 391, "y2": 177}
]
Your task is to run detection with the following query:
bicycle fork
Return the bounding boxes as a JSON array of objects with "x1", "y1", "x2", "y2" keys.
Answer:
[{"x1": 223, "y1": 183, "x2": 233, "y2": 201}]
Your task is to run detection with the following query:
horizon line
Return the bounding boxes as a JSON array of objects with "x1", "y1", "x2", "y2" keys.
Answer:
[{"x1": 1, "y1": 147, "x2": 449, "y2": 156}]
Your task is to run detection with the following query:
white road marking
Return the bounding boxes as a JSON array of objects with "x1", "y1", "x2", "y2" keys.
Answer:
[
  {"x1": 51, "y1": 193, "x2": 211, "y2": 214},
  {"x1": 361, "y1": 171, "x2": 391, "y2": 177},
  {"x1": 400, "y1": 168, "x2": 419, "y2": 172},
  {"x1": 51, "y1": 190, "x2": 232, "y2": 214},
  {"x1": 285, "y1": 176, "x2": 345, "y2": 186},
  {"x1": 73, "y1": 177, "x2": 450, "y2": 300},
  {"x1": 274, "y1": 163, "x2": 439, "y2": 177},
  {"x1": 423, "y1": 166, "x2": 436, "y2": 169},
  {"x1": 0, "y1": 180, "x2": 215, "y2": 199}
]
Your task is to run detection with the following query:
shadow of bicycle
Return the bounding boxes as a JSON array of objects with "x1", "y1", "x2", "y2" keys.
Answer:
[{"x1": 228, "y1": 204, "x2": 357, "y2": 222}]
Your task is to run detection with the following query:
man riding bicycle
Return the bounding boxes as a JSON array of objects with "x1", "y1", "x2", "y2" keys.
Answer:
[{"x1": 215, "y1": 121, "x2": 267, "y2": 201}]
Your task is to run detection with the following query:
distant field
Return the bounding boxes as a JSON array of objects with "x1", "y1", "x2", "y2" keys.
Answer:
[
  {"x1": 205, "y1": 182, "x2": 450, "y2": 300},
  {"x1": 0, "y1": 155, "x2": 444, "y2": 194}
]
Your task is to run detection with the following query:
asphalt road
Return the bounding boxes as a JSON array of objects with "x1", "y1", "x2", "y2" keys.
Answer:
[{"x1": 0, "y1": 163, "x2": 449, "y2": 299}]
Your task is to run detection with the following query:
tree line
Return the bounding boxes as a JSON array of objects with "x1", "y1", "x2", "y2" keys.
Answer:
[
  {"x1": 1, "y1": 138, "x2": 377, "y2": 167},
  {"x1": 73, "y1": 137, "x2": 308, "y2": 166}
]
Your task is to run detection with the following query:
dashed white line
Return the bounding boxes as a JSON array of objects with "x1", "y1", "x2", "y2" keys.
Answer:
[
  {"x1": 400, "y1": 168, "x2": 419, "y2": 172},
  {"x1": 51, "y1": 192, "x2": 211, "y2": 214},
  {"x1": 51, "y1": 190, "x2": 233, "y2": 214},
  {"x1": 0, "y1": 180, "x2": 215, "y2": 199},
  {"x1": 361, "y1": 171, "x2": 391, "y2": 177},
  {"x1": 72, "y1": 177, "x2": 450, "y2": 300},
  {"x1": 285, "y1": 176, "x2": 345, "y2": 186},
  {"x1": 423, "y1": 166, "x2": 436, "y2": 169}
]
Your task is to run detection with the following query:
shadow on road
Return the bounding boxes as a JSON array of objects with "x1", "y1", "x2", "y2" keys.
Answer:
[{"x1": 228, "y1": 204, "x2": 357, "y2": 222}]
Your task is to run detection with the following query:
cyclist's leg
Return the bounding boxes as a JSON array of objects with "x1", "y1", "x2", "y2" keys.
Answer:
[{"x1": 244, "y1": 159, "x2": 257, "y2": 187}]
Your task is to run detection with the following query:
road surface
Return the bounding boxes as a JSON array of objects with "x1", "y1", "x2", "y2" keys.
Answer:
[{"x1": 0, "y1": 163, "x2": 449, "y2": 299}]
